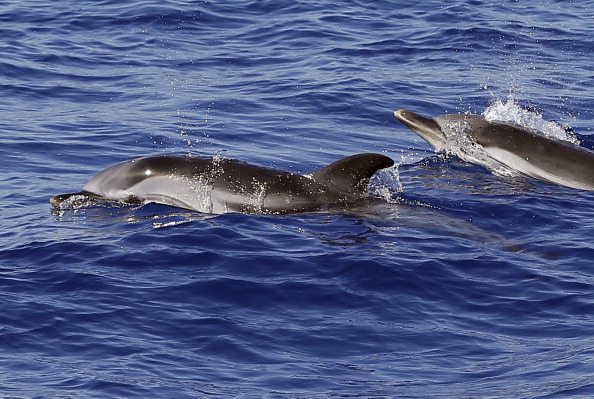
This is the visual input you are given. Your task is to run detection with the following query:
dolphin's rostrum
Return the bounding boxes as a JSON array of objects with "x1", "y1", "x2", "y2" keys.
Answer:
[{"x1": 51, "y1": 153, "x2": 394, "y2": 214}]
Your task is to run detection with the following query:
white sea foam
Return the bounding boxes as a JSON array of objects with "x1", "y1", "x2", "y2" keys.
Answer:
[
  {"x1": 368, "y1": 153, "x2": 404, "y2": 203},
  {"x1": 483, "y1": 97, "x2": 579, "y2": 145}
]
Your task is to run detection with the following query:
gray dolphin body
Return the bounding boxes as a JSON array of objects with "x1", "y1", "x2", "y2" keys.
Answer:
[
  {"x1": 50, "y1": 153, "x2": 394, "y2": 214},
  {"x1": 394, "y1": 109, "x2": 594, "y2": 190}
]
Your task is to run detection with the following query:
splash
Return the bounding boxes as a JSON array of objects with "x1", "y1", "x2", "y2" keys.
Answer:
[
  {"x1": 368, "y1": 153, "x2": 404, "y2": 203},
  {"x1": 50, "y1": 194, "x2": 135, "y2": 219},
  {"x1": 483, "y1": 97, "x2": 580, "y2": 145},
  {"x1": 439, "y1": 117, "x2": 520, "y2": 178},
  {"x1": 238, "y1": 178, "x2": 267, "y2": 214},
  {"x1": 171, "y1": 174, "x2": 216, "y2": 214}
]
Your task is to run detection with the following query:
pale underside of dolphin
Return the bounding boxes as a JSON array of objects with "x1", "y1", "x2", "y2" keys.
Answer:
[
  {"x1": 394, "y1": 109, "x2": 594, "y2": 191},
  {"x1": 50, "y1": 153, "x2": 394, "y2": 214}
]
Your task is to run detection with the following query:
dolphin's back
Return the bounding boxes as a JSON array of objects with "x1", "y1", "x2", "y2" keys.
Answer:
[
  {"x1": 464, "y1": 117, "x2": 594, "y2": 190},
  {"x1": 309, "y1": 153, "x2": 395, "y2": 192},
  {"x1": 261, "y1": 153, "x2": 395, "y2": 213}
]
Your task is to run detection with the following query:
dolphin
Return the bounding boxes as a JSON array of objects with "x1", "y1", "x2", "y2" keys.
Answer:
[
  {"x1": 50, "y1": 153, "x2": 394, "y2": 214},
  {"x1": 394, "y1": 109, "x2": 594, "y2": 191}
]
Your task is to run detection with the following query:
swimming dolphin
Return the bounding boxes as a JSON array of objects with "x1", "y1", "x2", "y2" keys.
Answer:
[
  {"x1": 394, "y1": 109, "x2": 594, "y2": 190},
  {"x1": 50, "y1": 153, "x2": 394, "y2": 214}
]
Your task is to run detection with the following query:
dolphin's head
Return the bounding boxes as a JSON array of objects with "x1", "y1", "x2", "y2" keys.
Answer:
[{"x1": 393, "y1": 109, "x2": 446, "y2": 151}]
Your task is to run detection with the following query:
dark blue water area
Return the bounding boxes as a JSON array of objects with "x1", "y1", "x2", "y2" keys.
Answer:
[{"x1": 2, "y1": 0, "x2": 594, "y2": 397}]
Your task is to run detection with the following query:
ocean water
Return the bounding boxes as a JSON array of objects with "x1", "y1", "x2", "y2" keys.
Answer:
[{"x1": 2, "y1": 0, "x2": 594, "y2": 397}]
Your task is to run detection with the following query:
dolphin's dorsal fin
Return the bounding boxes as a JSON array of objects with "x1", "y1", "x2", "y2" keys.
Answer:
[{"x1": 309, "y1": 153, "x2": 394, "y2": 191}]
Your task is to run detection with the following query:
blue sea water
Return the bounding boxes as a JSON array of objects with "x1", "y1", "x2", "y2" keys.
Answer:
[{"x1": 2, "y1": 0, "x2": 594, "y2": 397}]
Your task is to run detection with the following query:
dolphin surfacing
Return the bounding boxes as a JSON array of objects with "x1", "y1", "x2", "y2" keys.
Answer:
[
  {"x1": 394, "y1": 109, "x2": 594, "y2": 191},
  {"x1": 51, "y1": 153, "x2": 394, "y2": 214}
]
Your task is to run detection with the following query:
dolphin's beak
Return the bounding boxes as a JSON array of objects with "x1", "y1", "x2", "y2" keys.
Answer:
[{"x1": 393, "y1": 109, "x2": 446, "y2": 151}]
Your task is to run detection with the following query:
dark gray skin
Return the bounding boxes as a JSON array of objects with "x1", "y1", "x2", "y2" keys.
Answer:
[
  {"x1": 51, "y1": 153, "x2": 394, "y2": 214},
  {"x1": 394, "y1": 109, "x2": 594, "y2": 191}
]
